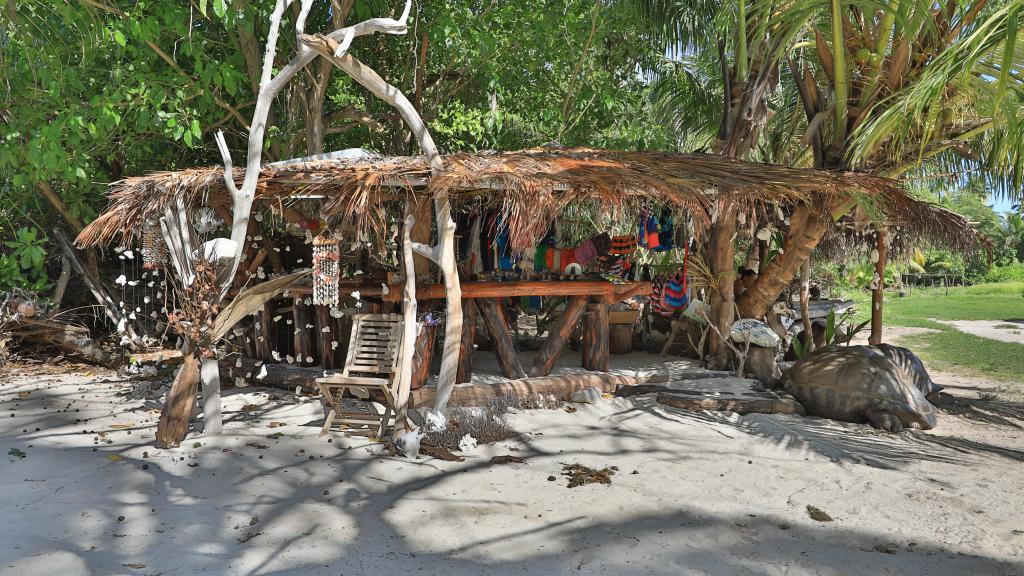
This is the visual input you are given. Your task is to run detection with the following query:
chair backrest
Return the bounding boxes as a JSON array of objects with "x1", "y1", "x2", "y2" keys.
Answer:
[{"x1": 342, "y1": 313, "x2": 403, "y2": 377}]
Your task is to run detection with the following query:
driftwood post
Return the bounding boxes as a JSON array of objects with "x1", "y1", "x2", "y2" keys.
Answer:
[
  {"x1": 157, "y1": 0, "x2": 446, "y2": 446},
  {"x1": 297, "y1": 11, "x2": 464, "y2": 413},
  {"x1": 394, "y1": 203, "x2": 418, "y2": 435},
  {"x1": 869, "y1": 229, "x2": 888, "y2": 345}
]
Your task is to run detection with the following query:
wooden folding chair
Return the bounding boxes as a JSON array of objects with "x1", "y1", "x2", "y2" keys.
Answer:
[{"x1": 315, "y1": 313, "x2": 406, "y2": 439}]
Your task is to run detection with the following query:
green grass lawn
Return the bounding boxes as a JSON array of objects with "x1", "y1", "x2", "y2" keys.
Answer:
[{"x1": 850, "y1": 282, "x2": 1024, "y2": 382}]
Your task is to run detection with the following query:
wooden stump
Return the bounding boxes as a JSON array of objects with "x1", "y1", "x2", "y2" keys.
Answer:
[
  {"x1": 581, "y1": 301, "x2": 609, "y2": 372},
  {"x1": 156, "y1": 353, "x2": 201, "y2": 448},
  {"x1": 476, "y1": 298, "x2": 526, "y2": 379},
  {"x1": 456, "y1": 298, "x2": 477, "y2": 384},
  {"x1": 609, "y1": 323, "x2": 632, "y2": 355},
  {"x1": 529, "y1": 295, "x2": 588, "y2": 377}
]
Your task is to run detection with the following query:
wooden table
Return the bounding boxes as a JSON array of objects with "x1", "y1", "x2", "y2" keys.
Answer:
[{"x1": 385, "y1": 280, "x2": 651, "y2": 381}]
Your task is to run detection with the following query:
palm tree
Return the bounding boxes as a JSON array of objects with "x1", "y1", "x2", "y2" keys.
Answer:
[
  {"x1": 736, "y1": 0, "x2": 1023, "y2": 318},
  {"x1": 630, "y1": 0, "x2": 1020, "y2": 360}
]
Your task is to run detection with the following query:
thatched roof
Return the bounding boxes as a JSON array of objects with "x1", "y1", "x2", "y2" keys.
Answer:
[{"x1": 76, "y1": 147, "x2": 978, "y2": 252}]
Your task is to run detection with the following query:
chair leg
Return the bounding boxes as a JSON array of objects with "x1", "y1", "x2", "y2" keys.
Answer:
[
  {"x1": 377, "y1": 403, "x2": 393, "y2": 440},
  {"x1": 320, "y1": 409, "x2": 336, "y2": 437}
]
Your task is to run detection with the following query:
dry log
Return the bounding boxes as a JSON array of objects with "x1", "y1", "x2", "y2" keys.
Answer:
[
  {"x1": 410, "y1": 369, "x2": 739, "y2": 406},
  {"x1": 10, "y1": 318, "x2": 119, "y2": 367},
  {"x1": 655, "y1": 391, "x2": 804, "y2": 416},
  {"x1": 218, "y1": 358, "x2": 320, "y2": 392}
]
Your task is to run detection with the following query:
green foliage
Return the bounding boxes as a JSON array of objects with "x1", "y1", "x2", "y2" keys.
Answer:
[
  {"x1": 985, "y1": 264, "x2": 1024, "y2": 283},
  {"x1": 1, "y1": 228, "x2": 49, "y2": 291}
]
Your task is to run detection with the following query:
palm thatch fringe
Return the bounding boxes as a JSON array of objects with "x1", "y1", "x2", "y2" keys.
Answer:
[{"x1": 76, "y1": 147, "x2": 972, "y2": 253}]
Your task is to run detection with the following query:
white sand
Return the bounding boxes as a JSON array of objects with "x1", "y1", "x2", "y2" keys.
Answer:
[{"x1": 2, "y1": 364, "x2": 1023, "y2": 576}]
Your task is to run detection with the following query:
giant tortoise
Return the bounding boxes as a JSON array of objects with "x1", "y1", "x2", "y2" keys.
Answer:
[{"x1": 783, "y1": 345, "x2": 938, "y2": 432}]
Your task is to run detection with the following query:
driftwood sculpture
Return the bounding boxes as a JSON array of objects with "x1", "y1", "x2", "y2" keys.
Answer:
[
  {"x1": 783, "y1": 345, "x2": 939, "y2": 432},
  {"x1": 156, "y1": 0, "x2": 461, "y2": 446}
]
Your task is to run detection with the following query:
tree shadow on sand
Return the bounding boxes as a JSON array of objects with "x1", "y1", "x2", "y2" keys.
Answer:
[{"x1": 2, "y1": 377, "x2": 1023, "y2": 576}]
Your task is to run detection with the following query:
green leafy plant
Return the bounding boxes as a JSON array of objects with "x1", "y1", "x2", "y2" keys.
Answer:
[{"x1": 1, "y1": 227, "x2": 49, "y2": 291}]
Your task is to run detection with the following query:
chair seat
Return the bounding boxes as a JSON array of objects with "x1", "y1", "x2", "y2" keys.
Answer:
[{"x1": 316, "y1": 375, "x2": 391, "y2": 387}]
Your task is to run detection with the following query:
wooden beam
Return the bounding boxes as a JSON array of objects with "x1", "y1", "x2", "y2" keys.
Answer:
[
  {"x1": 382, "y1": 280, "x2": 651, "y2": 302},
  {"x1": 476, "y1": 298, "x2": 526, "y2": 379},
  {"x1": 529, "y1": 295, "x2": 588, "y2": 377},
  {"x1": 456, "y1": 298, "x2": 477, "y2": 384}
]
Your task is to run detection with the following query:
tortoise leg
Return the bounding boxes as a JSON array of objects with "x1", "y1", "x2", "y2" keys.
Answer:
[{"x1": 865, "y1": 409, "x2": 903, "y2": 433}]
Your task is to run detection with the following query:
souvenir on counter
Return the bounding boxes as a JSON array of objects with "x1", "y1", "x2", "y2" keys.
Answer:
[{"x1": 312, "y1": 233, "x2": 340, "y2": 307}]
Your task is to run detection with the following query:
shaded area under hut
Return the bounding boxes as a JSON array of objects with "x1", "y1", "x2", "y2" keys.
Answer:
[{"x1": 75, "y1": 147, "x2": 987, "y2": 435}]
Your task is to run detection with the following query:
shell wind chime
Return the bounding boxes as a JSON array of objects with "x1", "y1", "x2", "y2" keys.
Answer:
[
  {"x1": 312, "y1": 232, "x2": 340, "y2": 307},
  {"x1": 141, "y1": 220, "x2": 167, "y2": 270}
]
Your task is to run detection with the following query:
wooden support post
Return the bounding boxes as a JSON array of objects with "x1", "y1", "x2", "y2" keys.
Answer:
[
  {"x1": 200, "y1": 357, "x2": 223, "y2": 435},
  {"x1": 456, "y1": 298, "x2": 477, "y2": 384},
  {"x1": 581, "y1": 300, "x2": 609, "y2": 372},
  {"x1": 411, "y1": 200, "x2": 433, "y2": 276},
  {"x1": 293, "y1": 297, "x2": 313, "y2": 365},
  {"x1": 476, "y1": 298, "x2": 526, "y2": 379},
  {"x1": 315, "y1": 304, "x2": 334, "y2": 370},
  {"x1": 529, "y1": 295, "x2": 588, "y2": 377},
  {"x1": 410, "y1": 322, "x2": 438, "y2": 390},
  {"x1": 242, "y1": 317, "x2": 257, "y2": 359},
  {"x1": 258, "y1": 305, "x2": 272, "y2": 362},
  {"x1": 869, "y1": 229, "x2": 888, "y2": 346},
  {"x1": 799, "y1": 257, "x2": 814, "y2": 354}
]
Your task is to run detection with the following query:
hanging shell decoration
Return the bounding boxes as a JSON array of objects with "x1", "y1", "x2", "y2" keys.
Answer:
[
  {"x1": 141, "y1": 220, "x2": 167, "y2": 270},
  {"x1": 312, "y1": 233, "x2": 340, "y2": 307}
]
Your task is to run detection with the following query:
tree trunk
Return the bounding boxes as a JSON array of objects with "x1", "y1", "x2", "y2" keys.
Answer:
[
  {"x1": 799, "y1": 257, "x2": 814, "y2": 354},
  {"x1": 156, "y1": 353, "x2": 201, "y2": 448},
  {"x1": 707, "y1": 200, "x2": 737, "y2": 369},
  {"x1": 737, "y1": 204, "x2": 830, "y2": 319}
]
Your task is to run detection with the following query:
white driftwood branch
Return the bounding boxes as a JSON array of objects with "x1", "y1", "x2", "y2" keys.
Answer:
[
  {"x1": 298, "y1": 7, "x2": 464, "y2": 411},
  {"x1": 410, "y1": 242, "x2": 439, "y2": 262},
  {"x1": 394, "y1": 205, "x2": 418, "y2": 438}
]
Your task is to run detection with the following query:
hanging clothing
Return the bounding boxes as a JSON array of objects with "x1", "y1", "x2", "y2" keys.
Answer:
[
  {"x1": 609, "y1": 235, "x2": 637, "y2": 255},
  {"x1": 591, "y1": 232, "x2": 612, "y2": 256},
  {"x1": 575, "y1": 238, "x2": 598, "y2": 266}
]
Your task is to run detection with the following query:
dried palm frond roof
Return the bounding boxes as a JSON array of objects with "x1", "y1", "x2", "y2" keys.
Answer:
[
  {"x1": 814, "y1": 186, "x2": 992, "y2": 261},
  {"x1": 77, "y1": 147, "x2": 937, "y2": 250}
]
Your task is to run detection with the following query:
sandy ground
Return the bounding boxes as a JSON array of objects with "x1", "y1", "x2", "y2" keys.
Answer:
[
  {"x1": 2, "y1": 344, "x2": 1024, "y2": 576},
  {"x1": 937, "y1": 319, "x2": 1024, "y2": 345}
]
